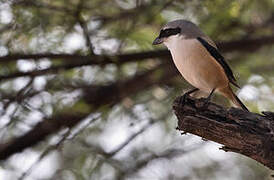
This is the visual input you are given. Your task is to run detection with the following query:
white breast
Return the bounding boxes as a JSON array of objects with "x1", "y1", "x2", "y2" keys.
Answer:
[{"x1": 164, "y1": 37, "x2": 228, "y2": 93}]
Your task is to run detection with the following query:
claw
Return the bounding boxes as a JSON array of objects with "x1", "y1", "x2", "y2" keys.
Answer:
[
  {"x1": 179, "y1": 88, "x2": 199, "y2": 105},
  {"x1": 199, "y1": 88, "x2": 215, "y2": 109}
]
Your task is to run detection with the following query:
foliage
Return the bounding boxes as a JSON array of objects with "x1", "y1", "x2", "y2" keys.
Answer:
[{"x1": 0, "y1": 0, "x2": 273, "y2": 179}]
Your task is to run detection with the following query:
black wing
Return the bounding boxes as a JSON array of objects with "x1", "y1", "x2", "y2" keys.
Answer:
[{"x1": 197, "y1": 37, "x2": 239, "y2": 88}]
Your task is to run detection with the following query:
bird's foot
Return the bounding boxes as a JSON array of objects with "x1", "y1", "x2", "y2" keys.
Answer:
[
  {"x1": 197, "y1": 88, "x2": 215, "y2": 110},
  {"x1": 200, "y1": 96, "x2": 211, "y2": 109},
  {"x1": 179, "y1": 88, "x2": 199, "y2": 106},
  {"x1": 178, "y1": 94, "x2": 188, "y2": 105}
]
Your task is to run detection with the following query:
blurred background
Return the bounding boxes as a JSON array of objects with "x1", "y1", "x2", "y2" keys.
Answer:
[{"x1": 0, "y1": 0, "x2": 273, "y2": 179}]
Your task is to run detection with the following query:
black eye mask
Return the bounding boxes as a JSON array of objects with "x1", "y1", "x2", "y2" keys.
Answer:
[{"x1": 159, "y1": 27, "x2": 181, "y2": 38}]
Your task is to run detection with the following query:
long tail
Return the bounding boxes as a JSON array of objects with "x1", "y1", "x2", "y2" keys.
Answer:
[
  {"x1": 219, "y1": 86, "x2": 249, "y2": 112},
  {"x1": 231, "y1": 91, "x2": 249, "y2": 111}
]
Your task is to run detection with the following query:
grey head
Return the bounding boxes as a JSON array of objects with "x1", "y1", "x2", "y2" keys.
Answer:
[{"x1": 152, "y1": 19, "x2": 205, "y2": 45}]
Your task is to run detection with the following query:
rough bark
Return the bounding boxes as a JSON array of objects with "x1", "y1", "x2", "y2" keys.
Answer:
[{"x1": 173, "y1": 94, "x2": 274, "y2": 170}]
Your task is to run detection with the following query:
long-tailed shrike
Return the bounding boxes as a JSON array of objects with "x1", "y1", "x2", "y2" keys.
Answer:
[{"x1": 153, "y1": 19, "x2": 249, "y2": 111}]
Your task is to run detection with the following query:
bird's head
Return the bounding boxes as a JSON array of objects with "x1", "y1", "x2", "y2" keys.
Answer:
[{"x1": 152, "y1": 19, "x2": 204, "y2": 49}]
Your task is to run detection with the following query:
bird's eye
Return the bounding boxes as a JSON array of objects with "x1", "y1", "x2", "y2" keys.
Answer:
[
  {"x1": 162, "y1": 30, "x2": 171, "y2": 37},
  {"x1": 159, "y1": 28, "x2": 180, "y2": 38}
]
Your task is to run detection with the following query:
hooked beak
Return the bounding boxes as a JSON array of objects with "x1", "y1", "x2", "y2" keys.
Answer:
[{"x1": 152, "y1": 37, "x2": 163, "y2": 45}]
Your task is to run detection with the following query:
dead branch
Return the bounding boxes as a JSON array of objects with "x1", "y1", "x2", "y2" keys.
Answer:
[{"x1": 173, "y1": 95, "x2": 274, "y2": 170}]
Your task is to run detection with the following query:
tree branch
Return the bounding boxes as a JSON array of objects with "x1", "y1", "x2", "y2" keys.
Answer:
[
  {"x1": 1, "y1": 35, "x2": 274, "y2": 65},
  {"x1": 0, "y1": 112, "x2": 87, "y2": 160},
  {"x1": 0, "y1": 62, "x2": 178, "y2": 160},
  {"x1": 173, "y1": 95, "x2": 274, "y2": 170},
  {"x1": 0, "y1": 50, "x2": 170, "y2": 65},
  {"x1": 0, "y1": 35, "x2": 273, "y2": 81}
]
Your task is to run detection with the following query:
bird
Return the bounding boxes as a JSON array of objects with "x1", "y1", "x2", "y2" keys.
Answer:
[{"x1": 152, "y1": 19, "x2": 249, "y2": 111}]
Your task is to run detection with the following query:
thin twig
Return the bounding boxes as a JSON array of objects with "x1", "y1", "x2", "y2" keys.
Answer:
[{"x1": 76, "y1": 0, "x2": 95, "y2": 55}]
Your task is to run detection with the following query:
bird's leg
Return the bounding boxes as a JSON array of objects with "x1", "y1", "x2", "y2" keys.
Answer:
[
  {"x1": 202, "y1": 88, "x2": 215, "y2": 108},
  {"x1": 206, "y1": 88, "x2": 215, "y2": 101},
  {"x1": 179, "y1": 88, "x2": 199, "y2": 105},
  {"x1": 185, "y1": 88, "x2": 199, "y2": 97}
]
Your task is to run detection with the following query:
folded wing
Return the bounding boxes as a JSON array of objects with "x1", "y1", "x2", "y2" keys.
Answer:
[{"x1": 197, "y1": 37, "x2": 239, "y2": 88}]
